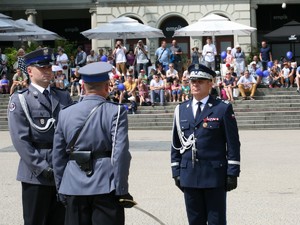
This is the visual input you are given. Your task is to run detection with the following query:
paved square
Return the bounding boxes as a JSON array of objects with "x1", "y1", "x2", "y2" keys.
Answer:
[{"x1": 0, "y1": 130, "x2": 300, "y2": 225}]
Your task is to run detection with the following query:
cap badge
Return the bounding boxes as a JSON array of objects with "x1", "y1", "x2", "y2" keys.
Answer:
[
  {"x1": 43, "y1": 48, "x2": 49, "y2": 56},
  {"x1": 195, "y1": 64, "x2": 199, "y2": 70}
]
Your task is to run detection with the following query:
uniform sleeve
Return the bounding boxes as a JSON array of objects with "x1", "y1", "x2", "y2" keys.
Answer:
[
  {"x1": 171, "y1": 105, "x2": 182, "y2": 178},
  {"x1": 8, "y1": 94, "x2": 49, "y2": 177},
  {"x1": 111, "y1": 106, "x2": 131, "y2": 195},
  {"x1": 223, "y1": 104, "x2": 241, "y2": 176},
  {"x1": 52, "y1": 115, "x2": 69, "y2": 191}
]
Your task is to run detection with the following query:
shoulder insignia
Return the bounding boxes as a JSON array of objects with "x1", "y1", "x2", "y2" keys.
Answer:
[
  {"x1": 222, "y1": 100, "x2": 230, "y2": 104},
  {"x1": 17, "y1": 88, "x2": 28, "y2": 94},
  {"x1": 9, "y1": 102, "x2": 16, "y2": 112},
  {"x1": 62, "y1": 102, "x2": 77, "y2": 110}
]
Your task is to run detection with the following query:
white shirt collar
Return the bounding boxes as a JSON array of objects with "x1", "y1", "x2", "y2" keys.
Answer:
[
  {"x1": 31, "y1": 82, "x2": 50, "y2": 94},
  {"x1": 192, "y1": 95, "x2": 209, "y2": 106}
]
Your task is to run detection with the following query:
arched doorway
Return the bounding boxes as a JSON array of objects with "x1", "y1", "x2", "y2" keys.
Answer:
[{"x1": 159, "y1": 16, "x2": 190, "y2": 69}]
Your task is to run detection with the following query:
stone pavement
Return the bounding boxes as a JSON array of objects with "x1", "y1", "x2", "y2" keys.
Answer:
[{"x1": 1, "y1": 130, "x2": 300, "y2": 225}]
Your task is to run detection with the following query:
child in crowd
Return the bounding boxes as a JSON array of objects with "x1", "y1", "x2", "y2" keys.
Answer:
[
  {"x1": 181, "y1": 79, "x2": 190, "y2": 101},
  {"x1": 138, "y1": 81, "x2": 149, "y2": 106},
  {"x1": 0, "y1": 75, "x2": 9, "y2": 94},
  {"x1": 171, "y1": 79, "x2": 181, "y2": 102},
  {"x1": 280, "y1": 62, "x2": 292, "y2": 88},
  {"x1": 269, "y1": 66, "x2": 282, "y2": 88},
  {"x1": 164, "y1": 81, "x2": 172, "y2": 102},
  {"x1": 138, "y1": 69, "x2": 148, "y2": 85}
]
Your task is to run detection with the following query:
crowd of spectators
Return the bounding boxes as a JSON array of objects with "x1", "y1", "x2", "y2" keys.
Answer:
[{"x1": 1, "y1": 39, "x2": 300, "y2": 110}]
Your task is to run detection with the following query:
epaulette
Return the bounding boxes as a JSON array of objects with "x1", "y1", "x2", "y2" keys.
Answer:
[
  {"x1": 17, "y1": 88, "x2": 28, "y2": 94},
  {"x1": 62, "y1": 102, "x2": 77, "y2": 110}
]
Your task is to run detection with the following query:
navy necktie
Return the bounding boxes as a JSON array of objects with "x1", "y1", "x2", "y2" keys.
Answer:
[
  {"x1": 195, "y1": 101, "x2": 202, "y2": 120},
  {"x1": 43, "y1": 89, "x2": 51, "y2": 105}
]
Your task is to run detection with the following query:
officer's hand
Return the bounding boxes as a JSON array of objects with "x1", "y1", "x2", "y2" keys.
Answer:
[
  {"x1": 226, "y1": 176, "x2": 238, "y2": 192},
  {"x1": 57, "y1": 193, "x2": 67, "y2": 207},
  {"x1": 42, "y1": 167, "x2": 54, "y2": 181},
  {"x1": 174, "y1": 176, "x2": 184, "y2": 192},
  {"x1": 118, "y1": 193, "x2": 136, "y2": 208}
]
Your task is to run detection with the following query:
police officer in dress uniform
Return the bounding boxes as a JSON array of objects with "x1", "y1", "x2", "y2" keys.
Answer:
[
  {"x1": 171, "y1": 64, "x2": 241, "y2": 225},
  {"x1": 52, "y1": 62, "x2": 133, "y2": 225},
  {"x1": 8, "y1": 48, "x2": 73, "y2": 225}
]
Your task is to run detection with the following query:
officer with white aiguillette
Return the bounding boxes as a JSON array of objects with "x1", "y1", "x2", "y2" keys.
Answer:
[
  {"x1": 171, "y1": 64, "x2": 241, "y2": 225},
  {"x1": 52, "y1": 62, "x2": 133, "y2": 225},
  {"x1": 8, "y1": 47, "x2": 73, "y2": 225}
]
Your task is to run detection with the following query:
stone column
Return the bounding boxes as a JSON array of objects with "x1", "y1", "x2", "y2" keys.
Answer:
[
  {"x1": 89, "y1": 7, "x2": 97, "y2": 50},
  {"x1": 25, "y1": 9, "x2": 37, "y2": 24},
  {"x1": 250, "y1": 4, "x2": 258, "y2": 50}
]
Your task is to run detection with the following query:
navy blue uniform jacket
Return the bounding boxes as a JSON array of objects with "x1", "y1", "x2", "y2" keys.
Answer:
[{"x1": 171, "y1": 96, "x2": 240, "y2": 188}]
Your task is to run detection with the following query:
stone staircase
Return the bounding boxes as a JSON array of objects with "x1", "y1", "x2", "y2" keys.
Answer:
[
  {"x1": 1, "y1": 88, "x2": 300, "y2": 131},
  {"x1": 128, "y1": 88, "x2": 300, "y2": 130}
]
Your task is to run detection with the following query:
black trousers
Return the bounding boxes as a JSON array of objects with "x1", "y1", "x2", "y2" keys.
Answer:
[
  {"x1": 184, "y1": 187, "x2": 227, "y2": 225},
  {"x1": 65, "y1": 193, "x2": 124, "y2": 225},
  {"x1": 22, "y1": 182, "x2": 65, "y2": 225}
]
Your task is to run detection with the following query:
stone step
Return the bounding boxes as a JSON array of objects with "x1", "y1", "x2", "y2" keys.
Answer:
[{"x1": 129, "y1": 123, "x2": 300, "y2": 130}]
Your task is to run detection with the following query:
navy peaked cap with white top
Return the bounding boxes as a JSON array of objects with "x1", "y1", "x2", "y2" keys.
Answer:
[
  {"x1": 78, "y1": 62, "x2": 112, "y2": 82},
  {"x1": 188, "y1": 64, "x2": 216, "y2": 80},
  {"x1": 24, "y1": 47, "x2": 55, "y2": 66}
]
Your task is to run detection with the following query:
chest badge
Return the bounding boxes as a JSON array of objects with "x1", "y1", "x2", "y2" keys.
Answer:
[{"x1": 40, "y1": 119, "x2": 45, "y2": 125}]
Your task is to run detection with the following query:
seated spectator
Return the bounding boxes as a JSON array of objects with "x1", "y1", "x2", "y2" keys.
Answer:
[
  {"x1": 252, "y1": 55, "x2": 262, "y2": 69},
  {"x1": 181, "y1": 78, "x2": 190, "y2": 101},
  {"x1": 280, "y1": 62, "x2": 293, "y2": 88},
  {"x1": 290, "y1": 62, "x2": 297, "y2": 87},
  {"x1": 70, "y1": 66, "x2": 81, "y2": 96},
  {"x1": 148, "y1": 68, "x2": 156, "y2": 81},
  {"x1": 182, "y1": 69, "x2": 190, "y2": 81},
  {"x1": 127, "y1": 96, "x2": 137, "y2": 114},
  {"x1": 249, "y1": 61, "x2": 258, "y2": 80},
  {"x1": 237, "y1": 70, "x2": 257, "y2": 100},
  {"x1": 119, "y1": 74, "x2": 137, "y2": 103},
  {"x1": 269, "y1": 66, "x2": 282, "y2": 88},
  {"x1": 166, "y1": 63, "x2": 179, "y2": 83},
  {"x1": 155, "y1": 63, "x2": 166, "y2": 81},
  {"x1": 126, "y1": 67, "x2": 135, "y2": 81},
  {"x1": 138, "y1": 81, "x2": 149, "y2": 106},
  {"x1": 138, "y1": 69, "x2": 148, "y2": 85},
  {"x1": 0, "y1": 74, "x2": 9, "y2": 94},
  {"x1": 164, "y1": 80, "x2": 172, "y2": 102},
  {"x1": 171, "y1": 79, "x2": 181, "y2": 102},
  {"x1": 10, "y1": 68, "x2": 28, "y2": 95},
  {"x1": 150, "y1": 74, "x2": 164, "y2": 106},
  {"x1": 222, "y1": 71, "x2": 236, "y2": 102},
  {"x1": 53, "y1": 65, "x2": 69, "y2": 89}
]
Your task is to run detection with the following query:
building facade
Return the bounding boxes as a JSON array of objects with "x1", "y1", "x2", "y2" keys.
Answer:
[{"x1": 1, "y1": 0, "x2": 300, "y2": 61}]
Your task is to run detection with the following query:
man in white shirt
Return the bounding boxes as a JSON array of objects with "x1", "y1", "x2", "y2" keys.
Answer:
[
  {"x1": 87, "y1": 50, "x2": 98, "y2": 64},
  {"x1": 134, "y1": 40, "x2": 149, "y2": 75},
  {"x1": 202, "y1": 37, "x2": 217, "y2": 71},
  {"x1": 150, "y1": 74, "x2": 165, "y2": 106},
  {"x1": 237, "y1": 70, "x2": 257, "y2": 100},
  {"x1": 113, "y1": 40, "x2": 127, "y2": 76}
]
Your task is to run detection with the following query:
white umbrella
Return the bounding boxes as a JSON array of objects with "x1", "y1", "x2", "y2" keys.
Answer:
[
  {"x1": 0, "y1": 13, "x2": 23, "y2": 31},
  {"x1": 81, "y1": 17, "x2": 164, "y2": 42},
  {"x1": 173, "y1": 14, "x2": 256, "y2": 38},
  {"x1": 0, "y1": 19, "x2": 62, "y2": 42}
]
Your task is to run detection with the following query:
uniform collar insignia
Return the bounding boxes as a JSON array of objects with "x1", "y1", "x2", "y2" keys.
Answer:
[{"x1": 208, "y1": 103, "x2": 212, "y2": 107}]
